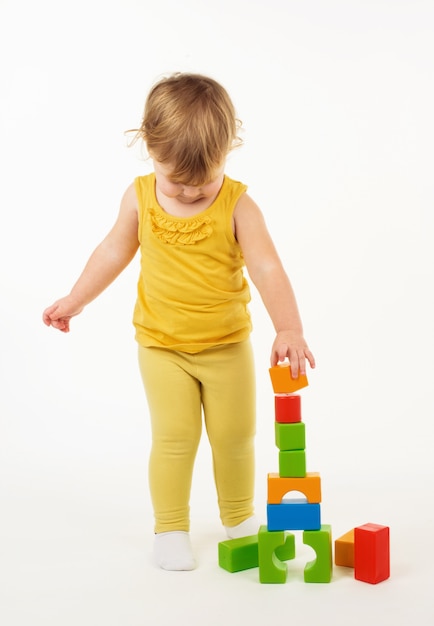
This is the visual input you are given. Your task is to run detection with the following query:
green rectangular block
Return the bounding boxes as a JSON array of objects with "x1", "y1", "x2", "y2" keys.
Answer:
[
  {"x1": 275, "y1": 421, "x2": 306, "y2": 451},
  {"x1": 218, "y1": 535, "x2": 259, "y2": 572},
  {"x1": 279, "y1": 450, "x2": 306, "y2": 477}
]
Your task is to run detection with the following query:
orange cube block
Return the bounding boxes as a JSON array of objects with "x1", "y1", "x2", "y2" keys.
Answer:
[{"x1": 269, "y1": 364, "x2": 308, "y2": 394}]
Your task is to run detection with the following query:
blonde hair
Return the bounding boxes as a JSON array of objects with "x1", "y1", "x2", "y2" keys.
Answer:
[{"x1": 129, "y1": 73, "x2": 242, "y2": 186}]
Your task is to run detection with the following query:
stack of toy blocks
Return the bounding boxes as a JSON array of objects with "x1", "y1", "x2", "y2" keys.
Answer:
[
  {"x1": 258, "y1": 363, "x2": 333, "y2": 583},
  {"x1": 218, "y1": 363, "x2": 332, "y2": 582}
]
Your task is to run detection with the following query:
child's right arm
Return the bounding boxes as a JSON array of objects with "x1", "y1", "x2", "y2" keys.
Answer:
[{"x1": 42, "y1": 183, "x2": 140, "y2": 333}]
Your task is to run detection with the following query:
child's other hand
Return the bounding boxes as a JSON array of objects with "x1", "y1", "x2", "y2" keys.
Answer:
[
  {"x1": 42, "y1": 296, "x2": 83, "y2": 333},
  {"x1": 270, "y1": 330, "x2": 316, "y2": 378}
]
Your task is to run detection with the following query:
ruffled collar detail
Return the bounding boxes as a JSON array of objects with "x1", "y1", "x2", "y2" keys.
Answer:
[{"x1": 149, "y1": 207, "x2": 213, "y2": 245}]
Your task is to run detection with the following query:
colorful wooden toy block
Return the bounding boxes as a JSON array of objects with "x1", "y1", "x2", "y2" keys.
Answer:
[
  {"x1": 279, "y1": 450, "x2": 306, "y2": 477},
  {"x1": 269, "y1": 364, "x2": 308, "y2": 394},
  {"x1": 354, "y1": 523, "x2": 390, "y2": 584},
  {"x1": 303, "y1": 524, "x2": 333, "y2": 583},
  {"x1": 258, "y1": 525, "x2": 295, "y2": 583},
  {"x1": 267, "y1": 472, "x2": 322, "y2": 504},
  {"x1": 218, "y1": 535, "x2": 259, "y2": 572},
  {"x1": 267, "y1": 502, "x2": 321, "y2": 531},
  {"x1": 334, "y1": 529, "x2": 355, "y2": 567},
  {"x1": 275, "y1": 421, "x2": 306, "y2": 450},
  {"x1": 274, "y1": 394, "x2": 302, "y2": 423}
]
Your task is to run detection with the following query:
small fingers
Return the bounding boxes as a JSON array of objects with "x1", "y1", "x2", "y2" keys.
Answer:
[
  {"x1": 287, "y1": 351, "x2": 303, "y2": 379},
  {"x1": 270, "y1": 343, "x2": 290, "y2": 367},
  {"x1": 45, "y1": 315, "x2": 70, "y2": 332},
  {"x1": 277, "y1": 343, "x2": 289, "y2": 363},
  {"x1": 286, "y1": 347, "x2": 313, "y2": 378},
  {"x1": 271, "y1": 339, "x2": 315, "y2": 378},
  {"x1": 54, "y1": 319, "x2": 70, "y2": 332},
  {"x1": 306, "y1": 349, "x2": 316, "y2": 370}
]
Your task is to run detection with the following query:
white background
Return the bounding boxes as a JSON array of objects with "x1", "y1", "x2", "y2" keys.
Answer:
[{"x1": 1, "y1": 1, "x2": 433, "y2": 624}]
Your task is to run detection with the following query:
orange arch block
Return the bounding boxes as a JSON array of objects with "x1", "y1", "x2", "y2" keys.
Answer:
[{"x1": 267, "y1": 472, "x2": 322, "y2": 504}]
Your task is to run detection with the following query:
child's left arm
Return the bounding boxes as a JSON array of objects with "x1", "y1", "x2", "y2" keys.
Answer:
[{"x1": 234, "y1": 193, "x2": 315, "y2": 377}]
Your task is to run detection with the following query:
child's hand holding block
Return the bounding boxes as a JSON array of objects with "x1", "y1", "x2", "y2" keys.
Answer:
[{"x1": 269, "y1": 363, "x2": 309, "y2": 393}]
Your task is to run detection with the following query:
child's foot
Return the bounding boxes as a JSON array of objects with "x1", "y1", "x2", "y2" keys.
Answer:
[
  {"x1": 153, "y1": 531, "x2": 196, "y2": 571},
  {"x1": 225, "y1": 515, "x2": 260, "y2": 539}
]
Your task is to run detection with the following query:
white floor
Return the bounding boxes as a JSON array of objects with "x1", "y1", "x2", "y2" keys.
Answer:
[{"x1": 1, "y1": 458, "x2": 432, "y2": 626}]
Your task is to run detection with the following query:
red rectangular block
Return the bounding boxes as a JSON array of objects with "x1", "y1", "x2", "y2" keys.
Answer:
[{"x1": 354, "y1": 523, "x2": 390, "y2": 584}]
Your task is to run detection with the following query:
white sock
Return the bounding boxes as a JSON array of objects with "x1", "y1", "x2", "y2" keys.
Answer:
[
  {"x1": 153, "y1": 531, "x2": 196, "y2": 571},
  {"x1": 225, "y1": 515, "x2": 261, "y2": 539}
]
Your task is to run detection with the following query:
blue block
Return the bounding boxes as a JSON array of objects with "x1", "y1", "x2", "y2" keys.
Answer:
[{"x1": 267, "y1": 502, "x2": 321, "y2": 531}]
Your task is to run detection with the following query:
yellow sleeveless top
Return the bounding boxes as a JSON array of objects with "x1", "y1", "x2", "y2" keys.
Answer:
[{"x1": 133, "y1": 173, "x2": 252, "y2": 353}]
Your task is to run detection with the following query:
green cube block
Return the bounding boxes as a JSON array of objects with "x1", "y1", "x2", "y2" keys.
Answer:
[
  {"x1": 218, "y1": 535, "x2": 259, "y2": 572},
  {"x1": 279, "y1": 450, "x2": 306, "y2": 477},
  {"x1": 275, "y1": 421, "x2": 306, "y2": 451},
  {"x1": 303, "y1": 524, "x2": 333, "y2": 583}
]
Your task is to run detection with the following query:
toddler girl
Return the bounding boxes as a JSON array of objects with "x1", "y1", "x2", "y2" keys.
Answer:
[{"x1": 43, "y1": 73, "x2": 315, "y2": 570}]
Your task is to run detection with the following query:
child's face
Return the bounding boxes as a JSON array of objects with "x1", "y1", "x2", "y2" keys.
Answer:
[{"x1": 153, "y1": 159, "x2": 225, "y2": 206}]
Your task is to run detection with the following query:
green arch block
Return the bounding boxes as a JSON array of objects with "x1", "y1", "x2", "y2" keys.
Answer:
[
  {"x1": 258, "y1": 525, "x2": 296, "y2": 583},
  {"x1": 303, "y1": 524, "x2": 333, "y2": 583}
]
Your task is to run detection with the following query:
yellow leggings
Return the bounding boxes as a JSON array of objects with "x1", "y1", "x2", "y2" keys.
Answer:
[{"x1": 138, "y1": 340, "x2": 256, "y2": 533}]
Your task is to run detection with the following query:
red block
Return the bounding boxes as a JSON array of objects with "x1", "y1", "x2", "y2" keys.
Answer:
[
  {"x1": 354, "y1": 523, "x2": 390, "y2": 584},
  {"x1": 275, "y1": 394, "x2": 301, "y2": 423}
]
